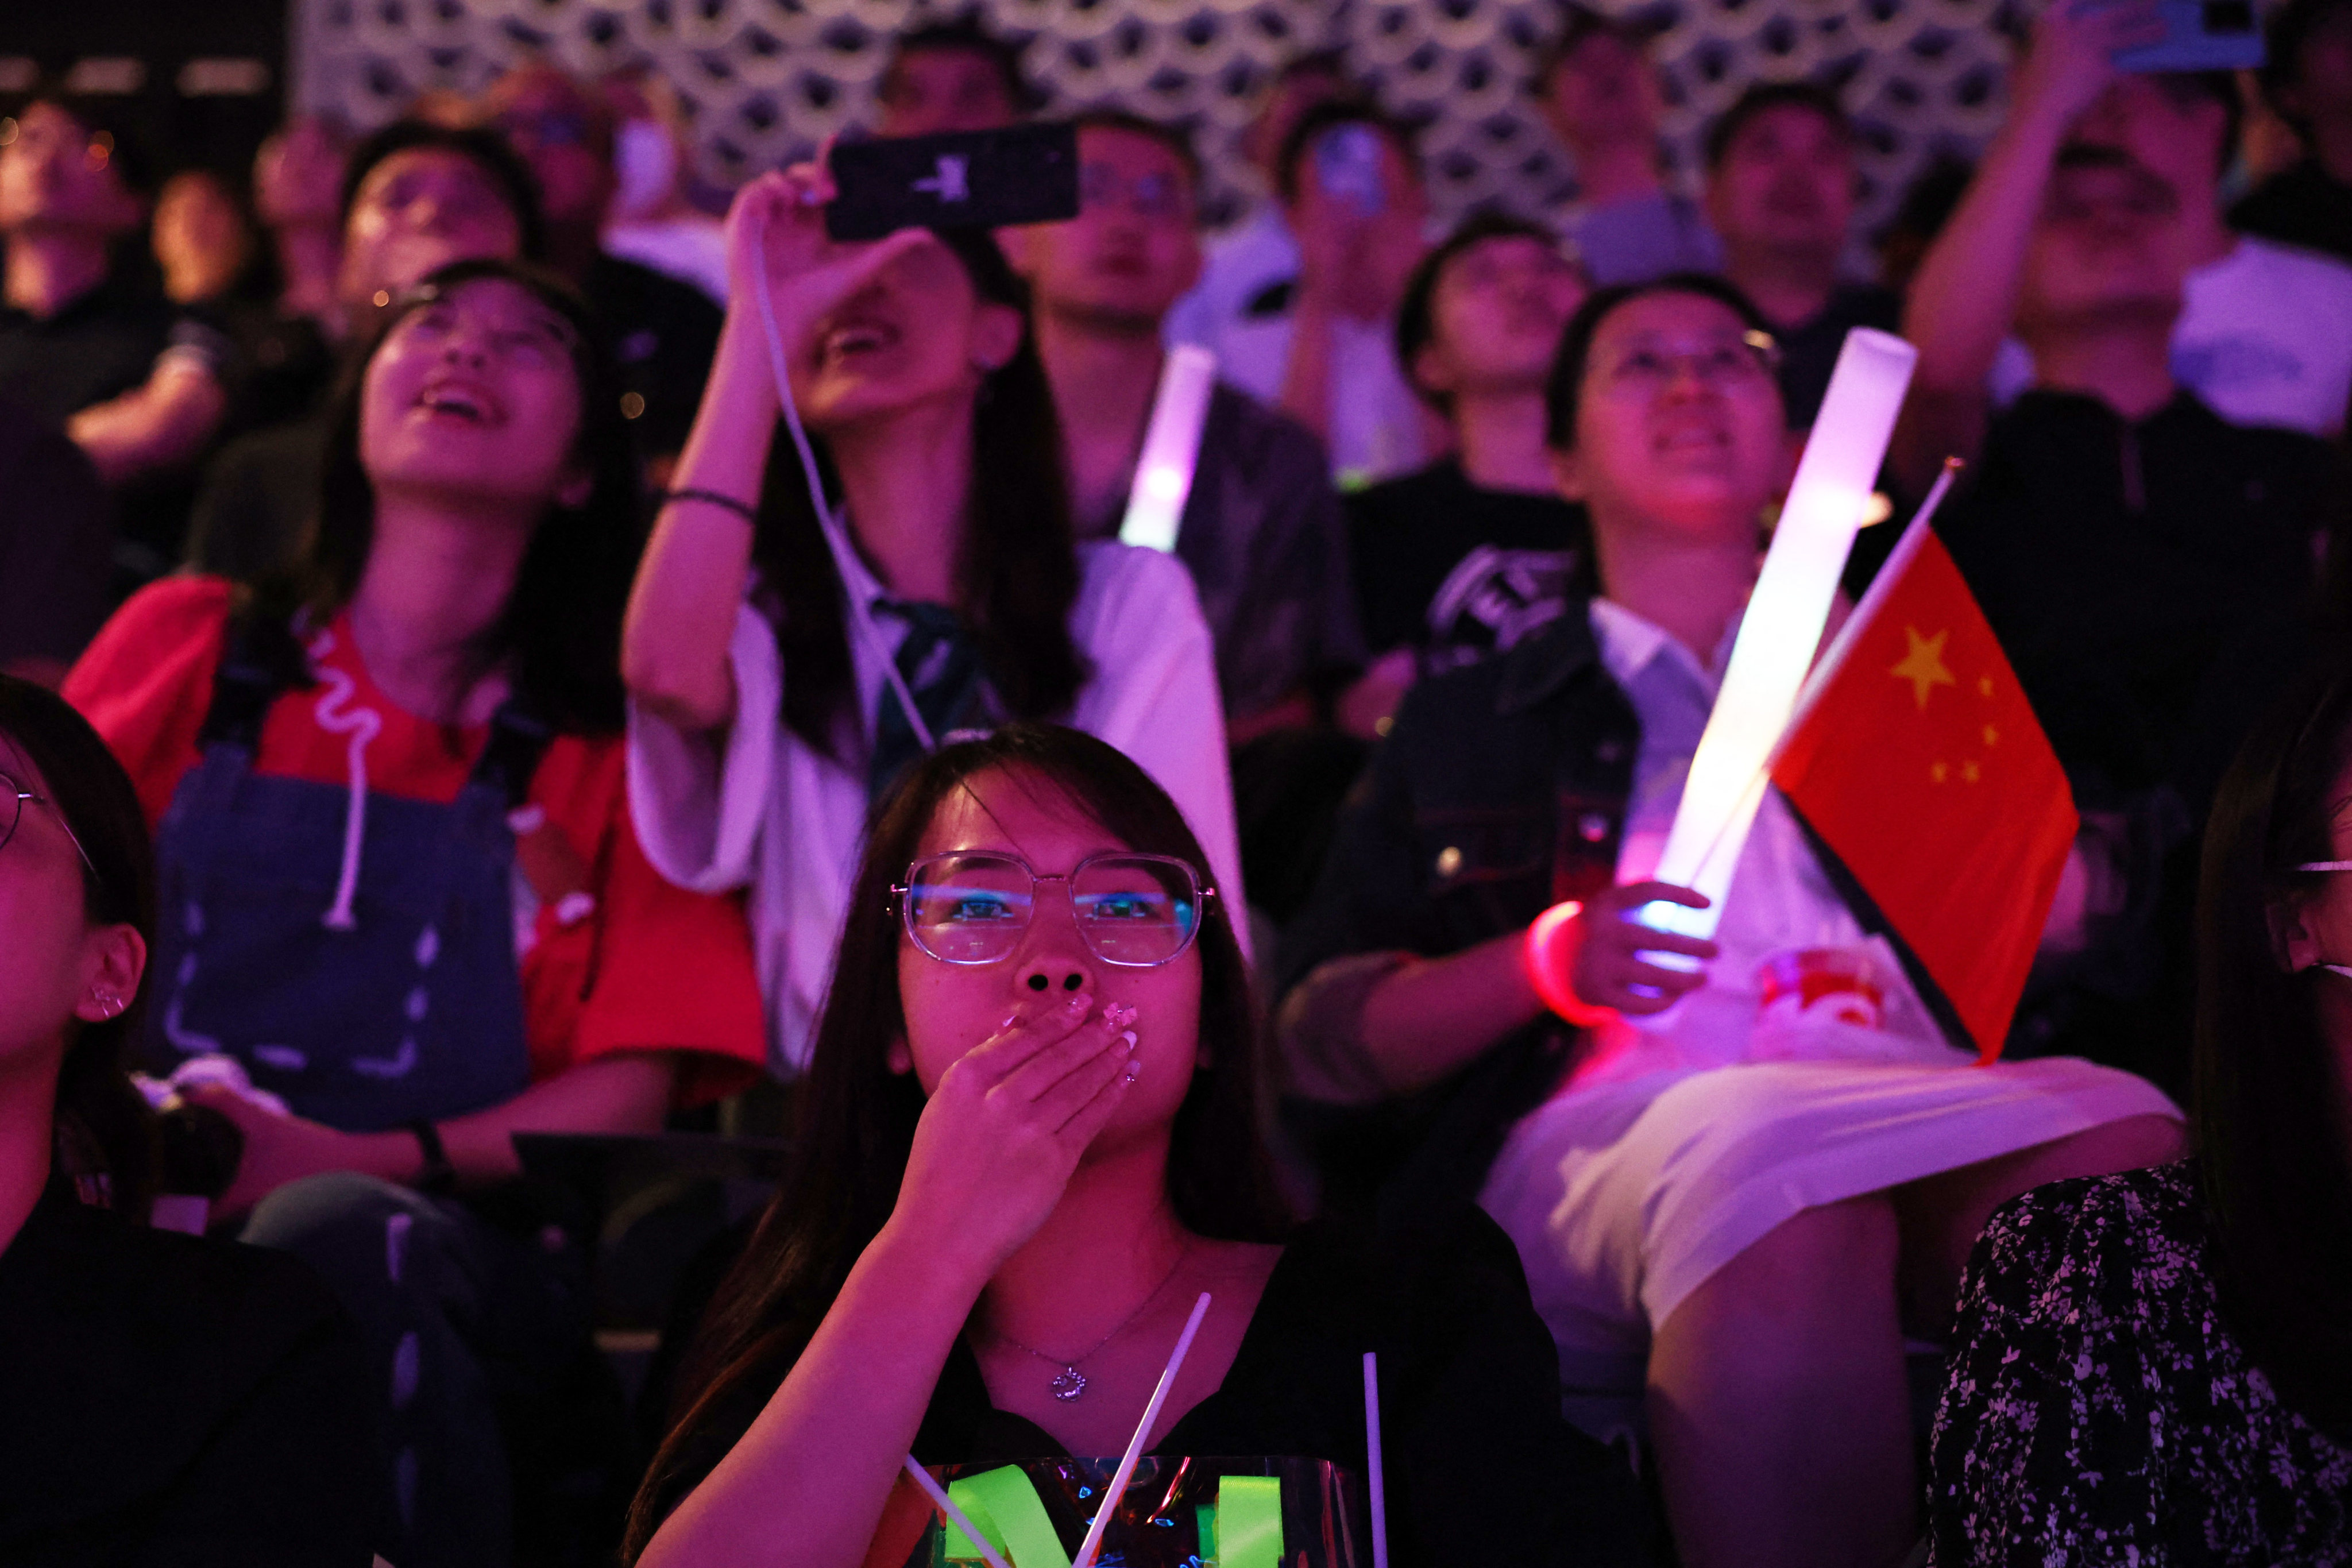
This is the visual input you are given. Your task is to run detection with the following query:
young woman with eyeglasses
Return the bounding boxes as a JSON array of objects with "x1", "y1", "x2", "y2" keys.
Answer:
[
  {"x1": 621, "y1": 159, "x2": 1243, "y2": 1079},
  {"x1": 622, "y1": 725, "x2": 1648, "y2": 1568},
  {"x1": 61, "y1": 257, "x2": 767, "y2": 1566},
  {"x1": 0, "y1": 674, "x2": 374, "y2": 1565}
]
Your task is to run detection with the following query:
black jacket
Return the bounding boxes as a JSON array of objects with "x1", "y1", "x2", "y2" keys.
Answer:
[
  {"x1": 1275, "y1": 608, "x2": 1636, "y2": 1223},
  {"x1": 0, "y1": 1180, "x2": 374, "y2": 1567}
]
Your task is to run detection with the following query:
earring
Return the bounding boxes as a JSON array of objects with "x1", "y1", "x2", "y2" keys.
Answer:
[{"x1": 91, "y1": 992, "x2": 121, "y2": 1018}]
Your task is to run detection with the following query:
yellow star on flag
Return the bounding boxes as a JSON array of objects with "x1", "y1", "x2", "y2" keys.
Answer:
[{"x1": 1890, "y1": 626, "x2": 1957, "y2": 711}]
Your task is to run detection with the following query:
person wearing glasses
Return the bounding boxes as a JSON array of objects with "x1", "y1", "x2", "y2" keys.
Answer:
[
  {"x1": 621, "y1": 724, "x2": 1650, "y2": 1568},
  {"x1": 1277, "y1": 275, "x2": 2185, "y2": 1568},
  {"x1": 0, "y1": 674, "x2": 375, "y2": 1566},
  {"x1": 64, "y1": 258, "x2": 766, "y2": 1568},
  {"x1": 1930, "y1": 665, "x2": 2352, "y2": 1564},
  {"x1": 622, "y1": 155, "x2": 1243, "y2": 1079}
]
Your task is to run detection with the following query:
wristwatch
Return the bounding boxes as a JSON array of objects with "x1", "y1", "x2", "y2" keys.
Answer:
[{"x1": 406, "y1": 1118, "x2": 457, "y2": 1196}]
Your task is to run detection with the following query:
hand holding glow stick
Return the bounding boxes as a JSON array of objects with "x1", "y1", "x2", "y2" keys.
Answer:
[{"x1": 1072, "y1": 1292, "x2": 1213, "y2": 1568}]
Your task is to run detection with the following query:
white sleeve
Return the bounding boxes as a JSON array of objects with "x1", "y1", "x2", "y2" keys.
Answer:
[
  {"x1": 1073, "y1": 550, "x2": 1254, "y2": 964},
  {"x1": 625, "y1": 601, "x2": 781, "y2": 895}
]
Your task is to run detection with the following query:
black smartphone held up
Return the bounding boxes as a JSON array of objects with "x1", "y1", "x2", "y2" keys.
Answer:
[
  {"x1": 2111, "y1": 0, "x2": 2262, "y2": 72},
  {"x1": 824, "y1": 123, "x2": 1080, "y2": 242}
]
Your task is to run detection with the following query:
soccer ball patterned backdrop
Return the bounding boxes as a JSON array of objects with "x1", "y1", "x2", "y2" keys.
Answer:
[{"x1": 293, "y1": 0, "x2": 2017, "y2": 237}]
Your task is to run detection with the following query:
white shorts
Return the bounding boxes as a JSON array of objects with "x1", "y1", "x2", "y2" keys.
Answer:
[{"x1": 1478, "y1": 1056, "x2": 2182, "y2": 1359}]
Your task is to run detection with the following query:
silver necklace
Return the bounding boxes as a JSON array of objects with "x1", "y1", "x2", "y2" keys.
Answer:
[{"x1": 983, "y1": 1243, "x2": 1192, "y2": 1401}]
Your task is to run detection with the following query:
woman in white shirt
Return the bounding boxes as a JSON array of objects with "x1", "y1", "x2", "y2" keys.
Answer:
[{"x1": 623, "y1": 161, "x2": 1242, "y2": 1074}]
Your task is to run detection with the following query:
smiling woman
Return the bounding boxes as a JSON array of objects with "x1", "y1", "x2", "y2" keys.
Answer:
[
  {"x1": 620, "y1": 156, "x2": 1246, "y2": 1078},
  {"x1": 60, "y1": 257, "x2": 769, "y2": 1565}
]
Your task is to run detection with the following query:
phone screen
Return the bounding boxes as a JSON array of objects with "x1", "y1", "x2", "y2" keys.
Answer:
[
  {"x1": 2111, "y1": 0, "x2": 2263, "y2": 72},
  {"x1": 825, "y1": 123, "x2": 1080, "y2": 242}
]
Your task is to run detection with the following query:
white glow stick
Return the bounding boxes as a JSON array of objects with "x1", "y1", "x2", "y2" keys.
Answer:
[
  {"x1": 1640, "y1": 327, "x2": 1917, "y2": 949},
  {"x1": 1117, "y1": 346, "x2": 1218, "y2": 553},
  {"x1": 899, "y1": 1456, "x2": 1015, "y2": 1568},
  {"x1": 1364, "y1": 1353, "x2": 1388, "y2": 1568},
  {"x1": 1072, "y1": 1292, "x2": 1212, "y2": 1568}
]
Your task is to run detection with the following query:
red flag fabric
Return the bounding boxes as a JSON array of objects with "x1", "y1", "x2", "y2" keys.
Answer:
[{"x1": 1769, "y1": 520, "x2": 2077, "y2": 1061}]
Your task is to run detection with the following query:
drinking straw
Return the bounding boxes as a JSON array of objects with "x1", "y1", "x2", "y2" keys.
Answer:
[
  {"x1": 1364, "y1": 1353, "x2": 1388, "y2": 1568},
  {"x1": 901, "y1": 1455, "x2": 1015, "y2": 1568},
  {"x1": 1072, "y1": 1292, "x2": 1214, "y2": 1568}
]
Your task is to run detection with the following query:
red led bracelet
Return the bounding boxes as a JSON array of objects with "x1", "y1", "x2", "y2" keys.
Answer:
[{"x1": 1523, "y1": 901, "x2": 1618, "y2": 1028}]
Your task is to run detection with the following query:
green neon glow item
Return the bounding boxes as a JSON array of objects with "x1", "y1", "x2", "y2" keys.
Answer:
[
  {"x1": 1203, "y1": 1476, "x2": 1284, "y2": 1568},
  {"x1": 943, "y1": 1467, "x2": 1071, "y2": 1568}
]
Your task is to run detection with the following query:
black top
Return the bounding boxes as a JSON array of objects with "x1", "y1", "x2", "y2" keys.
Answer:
[
  {"x1": 0, "y1": 273, "x2": 189, "y2": 429},
  {"x1": 647, "y1": 1210, "x2": 1651, "y2": 1567},
  {"x1": 181, "y1": 415, "x2": 327, "y2": 582},
  {"x1": 1929, "y1": 1161, "x2": 2352, "y2": 1566},
  {"x1": 586, "y1": 251, "x2": 724, "y2": 460},
  {"x1": 0, "y1": 395, "x2": 109, "y2": 666},
  {"x1": 1345, "y1": 458, "x2": 1593, "y2": 671},
  {"x1": 0, "y1": 1179, "x2": 375, "y2": 1567},
  {"x1": 1937, "y1": 388, "x2": 2334, "y2": 813},
  {"x1": 2230, "y1": 161, "x2": 2352, "y2": 268},
  {"x1": 1770, "y1": 282, "x2": 1905, "y2": 430},
  {"x1": 1077, "y1": 381, "x2": 1365, "y2": 720}
]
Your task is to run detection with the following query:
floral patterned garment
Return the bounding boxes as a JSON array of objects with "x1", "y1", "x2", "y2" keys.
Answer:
[{"x1": 1929, "y1": 1160, "x2": 2352, "y2": 1566}]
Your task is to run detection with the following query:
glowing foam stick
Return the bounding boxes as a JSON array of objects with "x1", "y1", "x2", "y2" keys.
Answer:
[
  {"x1": 1641, "y1": 327, "x2": 1918, "y2": 948},
  {"x1": 1117, "y1": 346, "x2": 1219, "y2": 554}
]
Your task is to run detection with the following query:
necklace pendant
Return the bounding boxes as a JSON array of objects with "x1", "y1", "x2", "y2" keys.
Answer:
[{"x1": 1049, "y1": 1366, "x2": 1087, "y2": 1401}]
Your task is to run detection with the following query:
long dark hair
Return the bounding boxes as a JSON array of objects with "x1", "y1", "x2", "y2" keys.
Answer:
[
  {"x1": 623, "y1": 725, "x2": 1288, "y2": 1558},
  {"x1": 247, "y1": 256, "x2": 641, "y2": 735},
  {"x1": 0, "y1": 675, "x2": 159, "y2": 1215},
  {"x1": 750, "y1": 228, "x2": 1087, "y2": 760},
  {"x1": 2194, "y1": 662, "x2": 2352, "y2": 1436}
]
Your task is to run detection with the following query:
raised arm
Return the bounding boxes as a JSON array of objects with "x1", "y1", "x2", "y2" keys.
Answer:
[
  {"x1": 638, "y1": 996, "x2": 1137, "y2": 1568},
  {"x1": 621, "y1": 165, "x2": 932, "y2": 732},
  {"x1": 1890, "y1": 0, "x2": 2161, "y2": 492},
  {"x1": 67, "y1": 353, "x2": 227, "y2": 487}
]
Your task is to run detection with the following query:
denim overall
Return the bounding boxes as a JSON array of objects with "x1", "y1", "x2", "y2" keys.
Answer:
[{"x1": 140, "y1": 631, "x2": 551, "y2": 1131}]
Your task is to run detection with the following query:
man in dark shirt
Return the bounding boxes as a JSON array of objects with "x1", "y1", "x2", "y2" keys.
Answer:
[
  {"x1": 0, "y1": 95, "x2": 231, "y2": 577},
  {"x1": 478, "y1": 64, "x2": 722, "y2": 471},
  {"x1": 874, "y1": 14, "x2": 1034, "y2": 137},
  {"x1": 1937, "y1": 147, "x2": 2337, "y2": 1095},
  {"x1": 0, "y1": 397, "x2": 109, "y2": 685},
  {"x1": 1702, "y1": 81, "x2": 1903, "y2": 430},
  {"x1": 2232, "y1": 0, "x2": 2352, "y2": 262},
  {"x1": 1345, "y1": 214, "x2": 1593, "y2": 731}
]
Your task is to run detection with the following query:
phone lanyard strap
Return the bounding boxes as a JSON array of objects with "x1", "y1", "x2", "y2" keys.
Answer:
[{"x1": 747, "y1": 212, "x2": 938, "y2": 756}]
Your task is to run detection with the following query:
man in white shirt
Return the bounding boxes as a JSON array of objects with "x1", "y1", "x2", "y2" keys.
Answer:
[{"x1": 1934, "y1": 21, "x2": 2352, "y2": 438}]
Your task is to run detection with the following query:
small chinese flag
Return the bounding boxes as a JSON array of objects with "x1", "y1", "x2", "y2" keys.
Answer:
[{"x1": 1770, "y1": 519, "x2": 2077, "y2": 1062}]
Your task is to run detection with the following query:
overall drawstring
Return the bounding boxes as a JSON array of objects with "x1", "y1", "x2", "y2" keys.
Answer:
[{"x1": 307, "y1": 628, "x2": 382, "y2": 930}]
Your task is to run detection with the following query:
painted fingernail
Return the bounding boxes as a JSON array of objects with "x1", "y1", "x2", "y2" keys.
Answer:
[
  {"x1": 1066, "y1": 991, "x2": 1093, "y2": 1015},
  {"x1": 1120, "y1": 1030, "x2": 1139, "y2": 1053},
  {"x1": 1122, "y1": 1062, "x2": 1141, "y2": 1083},
  {"x1": 1102, "y1": 1002, "x2": 1139, "y2": 1029},
  {"x1": 999, "y1": 1013, "x2": 1019, "y2": 1032}
]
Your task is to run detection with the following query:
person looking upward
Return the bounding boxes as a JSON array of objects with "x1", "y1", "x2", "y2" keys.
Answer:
[
  {"x1": 1345, "y1": 213, "x2": 1594, "y2": 736},
  {"x1": 621, "y1": 154, "x2": 1243, "y2": 1076},
  {"x1": 67, "y1": 259, "x2": 768, "y2": 1568},
  {"x1": 1535, "y1": 7, "x2": 1722, "y2": 285}
]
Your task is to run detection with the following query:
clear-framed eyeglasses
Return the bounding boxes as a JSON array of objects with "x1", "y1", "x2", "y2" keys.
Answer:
[
  {"x1": 892, "y1": 851, "x2": 1215, "y2": 968},
  {"x1": 1, "y1": 770, "x2": 100, "y2": 882}
]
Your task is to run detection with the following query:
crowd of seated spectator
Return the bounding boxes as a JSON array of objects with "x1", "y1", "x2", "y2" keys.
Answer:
[{"x1": 5, "y1": 1, "x2": 2352, "y2": 1563}]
